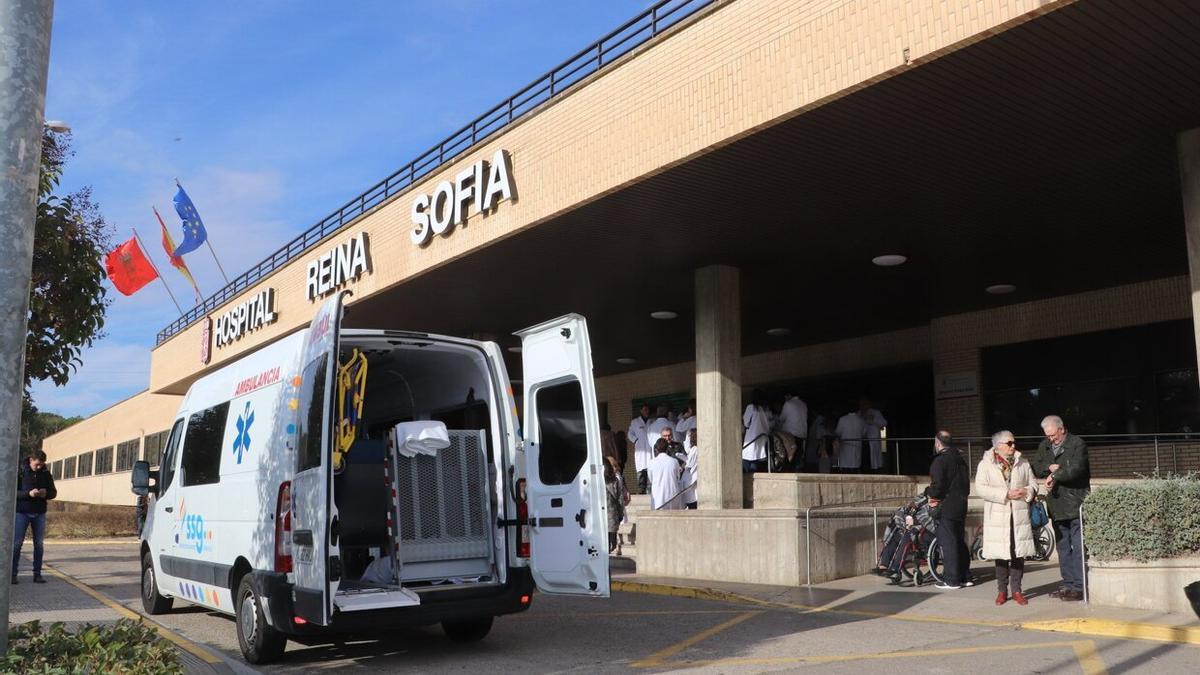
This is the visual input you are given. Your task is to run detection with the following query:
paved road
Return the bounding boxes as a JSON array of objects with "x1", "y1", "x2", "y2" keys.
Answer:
[{"x1": 38, "y1": 542, "x2": 1200, "y2": 673}]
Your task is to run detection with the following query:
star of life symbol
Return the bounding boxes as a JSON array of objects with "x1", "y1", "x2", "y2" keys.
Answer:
[{"x1": 233, "y1": 401, "x2": 254, "y2": 464}]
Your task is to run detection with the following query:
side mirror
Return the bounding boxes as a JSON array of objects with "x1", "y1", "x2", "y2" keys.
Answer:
[{"x1": 131, "y1": 460, "x2": 153, "y2": 496}]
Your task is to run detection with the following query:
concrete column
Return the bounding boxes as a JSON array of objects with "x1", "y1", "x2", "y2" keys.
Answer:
[
  {"x1": 695, "y1": 265, "x2": 742, "y2": 509},
  {"x1": 1177, "y1": 129, "x2": 1200, "y2": 380}
]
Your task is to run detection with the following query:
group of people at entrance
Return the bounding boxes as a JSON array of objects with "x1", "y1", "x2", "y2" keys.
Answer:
[
  {"x1": 741, "y1": 391, "x2": 889, "y2": 474},
  {"x1": 924, "y1": 415, "x2": 1089, "y2": 605},
  {"x1": 621, "y1": 402, "x2": 700, "y2": 511}
]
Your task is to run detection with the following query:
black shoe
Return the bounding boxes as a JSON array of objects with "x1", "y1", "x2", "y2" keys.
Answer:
[
  {"x1": 32, "y1": 575, "x2": 46, "y2": 584},
  {"x1": 1060, "y1": 590, "x2": 1083, "y2": 602},
  {"x1": 1049, "y1": 586, "x2": 1068, "y2": 599},
  {"x1": 10, "y1": 576, "x2": 16, "y2": 585}
]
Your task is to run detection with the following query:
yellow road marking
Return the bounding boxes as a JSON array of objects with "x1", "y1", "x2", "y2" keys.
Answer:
[
  {"x1": 515, "y1": 609, "x2": 747, "y2": 618},
  {"x1": 1024, "y1": 618, "x2": 1200, "y2": 647},
  {"x1": 44, "y1": 567, "x2": 224, "y2": 665},
  {"x1": 613, "y1": 579, "x2": 1010, "y2": 628},
  {"x1": 614, "y1": 579, "x2": 1200, "y2": 645},
  {"x1": 1073, "y1": 640, "x2": 1111, "y2": 675},
  {"x1": 633, "y1": 611, "x2": 762, "y2": 667},
  {"x1": 639, "y1": 638, "x2": 1108, "y2": 671}
]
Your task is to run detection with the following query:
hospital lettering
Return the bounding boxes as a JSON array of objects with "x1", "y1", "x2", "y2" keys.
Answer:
[
  {"x1": 306, "y1": 231, "x2": 370, "y2": 301},
  {"x1": 410, "y1": 148, "x2": 514, "y2": 246},
  {"x1": 214, "y1": 289, "x2": 277, "y2": 348}
]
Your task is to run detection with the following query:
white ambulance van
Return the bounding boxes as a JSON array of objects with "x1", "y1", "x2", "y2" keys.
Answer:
[{"x1": 132, "y1": 293, "x2": 609, "y2": 664}]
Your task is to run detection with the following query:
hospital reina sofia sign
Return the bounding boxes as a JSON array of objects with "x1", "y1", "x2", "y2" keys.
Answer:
[{"x1": 205, "y1": 149, "x2": 513, "y2": 354}]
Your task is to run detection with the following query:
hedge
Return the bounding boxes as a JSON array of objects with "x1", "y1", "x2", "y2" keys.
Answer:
[
  {"x1": 1082, "y1": 475, "x2": 1200, "y2": 562},
  {"x1": 4, "y1": 619, "x2": 181, "y2": 674}
]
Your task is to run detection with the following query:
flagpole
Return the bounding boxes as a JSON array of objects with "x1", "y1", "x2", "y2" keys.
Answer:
[
  {"x1": 205, "y1": 239, "x2": 231, "y2": 285},
  {"x1": 132, "y1": 228, "x2": 184, "y2": 315}
]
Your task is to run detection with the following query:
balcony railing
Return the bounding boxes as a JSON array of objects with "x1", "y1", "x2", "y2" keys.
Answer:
[{"x1": 156, "y1": 0, "x2": 720, "y2": 346}]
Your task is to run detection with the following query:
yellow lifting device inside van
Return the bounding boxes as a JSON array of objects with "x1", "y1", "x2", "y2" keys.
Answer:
[{"x1": 334, "y1": 348, "x2": 368, "y2": 474}]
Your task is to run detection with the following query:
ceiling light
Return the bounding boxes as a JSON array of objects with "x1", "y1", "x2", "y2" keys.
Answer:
[
  {"x1": 986, "y1": 284, "x2": 1016, "y2": 295},
  {"x1": 650, "y1": 310, "x2": 678, "y2": 320},
  {"x1": 872, "y1": 254, "x2": 907, "y2": 267},
  {"x1": 616, "y1": 357, "x2": 638, "y2": 365},
  {"x1": 766, "y1": 328, "x2": 792, "y2": 337},
  {"x1": 507, "y1": 346, "x2": 522, "y2": 353}
]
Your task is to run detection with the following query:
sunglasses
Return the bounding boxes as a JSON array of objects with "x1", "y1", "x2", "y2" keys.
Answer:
[{"x1": 1001, "y1": 440, "x2": 1016, "y2": 447}]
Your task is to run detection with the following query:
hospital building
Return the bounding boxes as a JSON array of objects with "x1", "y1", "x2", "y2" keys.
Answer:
[{"x1": 40, "y1": 0, "x2": 1200, "y2": 584}]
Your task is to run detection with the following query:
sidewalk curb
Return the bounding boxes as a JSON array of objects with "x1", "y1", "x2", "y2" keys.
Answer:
[
  {"x1": 44, "y1": 563, "x2": 236, "y2": 674},
  {"x1": 612, "y1": 579, "x2": 1200, "y2": 646},
  {"x1": 1021, "y1": 618, "x2": 1200, "y2": 646}
]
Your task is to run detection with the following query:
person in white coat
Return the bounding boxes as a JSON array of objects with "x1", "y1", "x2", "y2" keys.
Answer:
[
  {"x1": 742, "y1": 390, "x2": 770, "y2": 473},
  {"x1": 679, "y1": 429, "x2": 699, "y2": 508},
  {"x1": 627, "y1": 404, "x2": 653, "y2": 493},
  {"x1": 859, "y1": 398, "x2": 888, "y2": 473},
  {"x1": 833, "y1": 409, "x2": 866, "y2": 473},
  {"x1": 776, "y1": 393, "x2": 808, "y2": 469},
  {"x1": 976, "y1": 430, "x2": 1039, "y2": 606},
  {"x1": 675, "y1": 399, "x2": 697, "y2": 451},
  {"x1": 649, "y1": 439, "x2": 683, "y2": 510},
  {"x1": 647, "y1": 405, "x2": 674, "y2": 454}
]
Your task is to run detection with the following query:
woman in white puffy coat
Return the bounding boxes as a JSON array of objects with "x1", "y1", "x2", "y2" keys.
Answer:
[{"x1": 975, "y1": 430, "x2": 1038, "y2": 606}]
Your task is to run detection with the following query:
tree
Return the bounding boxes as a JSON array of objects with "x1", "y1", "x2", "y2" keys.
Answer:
[{"x1": 25, "y1": 130, "x2": 112, "y2": 389}]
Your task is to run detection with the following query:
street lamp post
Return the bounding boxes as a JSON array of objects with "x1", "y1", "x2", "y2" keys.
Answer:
[{"x1": 0, "y1": 0, "x2": 56, "y2": 654}]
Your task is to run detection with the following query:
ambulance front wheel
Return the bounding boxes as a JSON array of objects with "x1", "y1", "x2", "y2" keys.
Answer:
[
  {"x1": 141, "y1": 551, "x2": 173, "y2": 615},
  {"x1": 236, "y1": 576, "x2": 287, "y2": 664},
  {"x1": 442, "y1": 616, "x2": 494, "y2": 642}
]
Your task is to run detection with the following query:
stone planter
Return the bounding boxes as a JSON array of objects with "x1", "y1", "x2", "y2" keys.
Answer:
[{"x1": 1088, "y1": 557, "x2": 1200, "y2": 614}]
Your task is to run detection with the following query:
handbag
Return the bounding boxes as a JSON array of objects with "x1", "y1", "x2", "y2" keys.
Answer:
[{"x1": 1030, "y1": 500, "x2": 1049, "y2": 529}]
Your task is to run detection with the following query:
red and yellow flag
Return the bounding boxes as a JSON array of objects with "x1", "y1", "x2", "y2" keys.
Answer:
[{"x1": 155, "y1": 206, "x2": 202, "y2": 302}]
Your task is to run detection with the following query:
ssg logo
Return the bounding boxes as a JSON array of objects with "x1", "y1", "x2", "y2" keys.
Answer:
[
  {"x1": 233, "y1": 401, "x2": 254, "y2": 464},
  {"x1": 184, "y1": 513, "x2": 208, "y2": 554}
]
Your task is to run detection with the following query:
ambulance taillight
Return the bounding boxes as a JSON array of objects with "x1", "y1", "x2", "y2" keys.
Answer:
[
  {"x1": 516, "y1": 478, "x2": 530, "y2": 558},
  {"x1": 275, "y1": 481, "x2": 293, "y2": 573}
]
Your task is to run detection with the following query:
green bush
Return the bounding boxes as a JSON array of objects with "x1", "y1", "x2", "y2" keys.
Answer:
[
  {"x1": 1082, "y1": 475, "x2": 1200, "y2": 562},
  {"x1": 4, "y1": 618, "x2": 182, "y2": 674}
]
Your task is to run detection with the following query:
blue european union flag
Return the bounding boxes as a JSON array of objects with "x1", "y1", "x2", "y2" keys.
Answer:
[{"x1": 172, "y1": 182, "x2": 208, "y2": 257}]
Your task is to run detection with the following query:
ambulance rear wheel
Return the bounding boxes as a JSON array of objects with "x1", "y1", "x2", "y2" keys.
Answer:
[
  {"x1": 236, "y1": 576, "x2": 287, "y2": 664},
  {"x1": 141, "y1": 552, "x2": 173, "y2": 615},
  {"x1": 442, "y1": 616, "x2": 493, "y2": 642}
]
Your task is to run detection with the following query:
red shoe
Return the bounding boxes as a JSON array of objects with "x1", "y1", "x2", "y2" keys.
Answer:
[
  {"x1": 995, "y1": 592, "x2": 1007, "y2": 606},
  {"x1": 1012, "y1": 592, "x2": 1028, "y2": 606}
]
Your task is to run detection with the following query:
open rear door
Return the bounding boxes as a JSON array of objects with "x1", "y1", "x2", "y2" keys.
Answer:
[
  {"x1": 291, "y1": 292, "x2": 347, "y2": 625},
  {"x1": 516, "y1": 314, "x2": 609, "y2": 597}
]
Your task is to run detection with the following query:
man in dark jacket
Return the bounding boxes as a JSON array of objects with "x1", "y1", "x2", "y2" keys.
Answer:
[
  {"x1": 926, "y1": 430, "x2": 972, "y2": 589},
  {"x1": 13, "y1": 450, "x2": 57, "y2": 584},
  {"x1": 1030, "y1": 415, "x2": 1089, "y2": 601}
]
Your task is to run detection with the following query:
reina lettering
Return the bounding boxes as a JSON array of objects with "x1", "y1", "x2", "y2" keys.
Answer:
[{"x1": 306, "y1": 232, "x2": 370, "y2": 301}]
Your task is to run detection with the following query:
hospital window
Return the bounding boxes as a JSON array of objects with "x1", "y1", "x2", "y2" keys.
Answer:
[
  {"x1": 63, "y1": 456, "x2": 76, "y2": 480},
  {"x1": 94, "y1": 447, "x2": 113, "y2": 475},
  {"x1": 116, "y1": 439, "x2": 140, "y2": 472},
  {"x1": 143, "y1": 429, "x2": 169, "y2": 467},
  {"x1": 297, "y1": 355, "x2": 329, "y2": 473},
  {"x1": 181, "y1": 403, "x2": 230, "y2": 487},
  {"x1": 77, "y1": 451, "x2": 93, "y2": 477},
  {"x1": 534, "y1": 380, "x2": 588, "y2": 485},
  {"x1": 51, "y1": 461, "x2": 62, "y2": 479}
]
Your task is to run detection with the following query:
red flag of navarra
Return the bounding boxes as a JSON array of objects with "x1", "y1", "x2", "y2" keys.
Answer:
[{"x1": 105, "y1": 237, "x2": 159, "y2": 296}]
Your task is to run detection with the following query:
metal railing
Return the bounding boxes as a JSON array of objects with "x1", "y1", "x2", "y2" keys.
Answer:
[
  {"x1": 881, "y1": 432, "x2": 1200, "y2": 477},
  {"x1": 804, "y1": 495, "x2": 914, "y2": 586},
  {"x1": 155, "y1": 0, "x2": 721, "y2": 346}
]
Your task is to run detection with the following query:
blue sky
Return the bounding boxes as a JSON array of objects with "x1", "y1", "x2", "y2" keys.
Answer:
[{"x1": 33, "y1": 0, "x2": 648, "y2": 417}]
